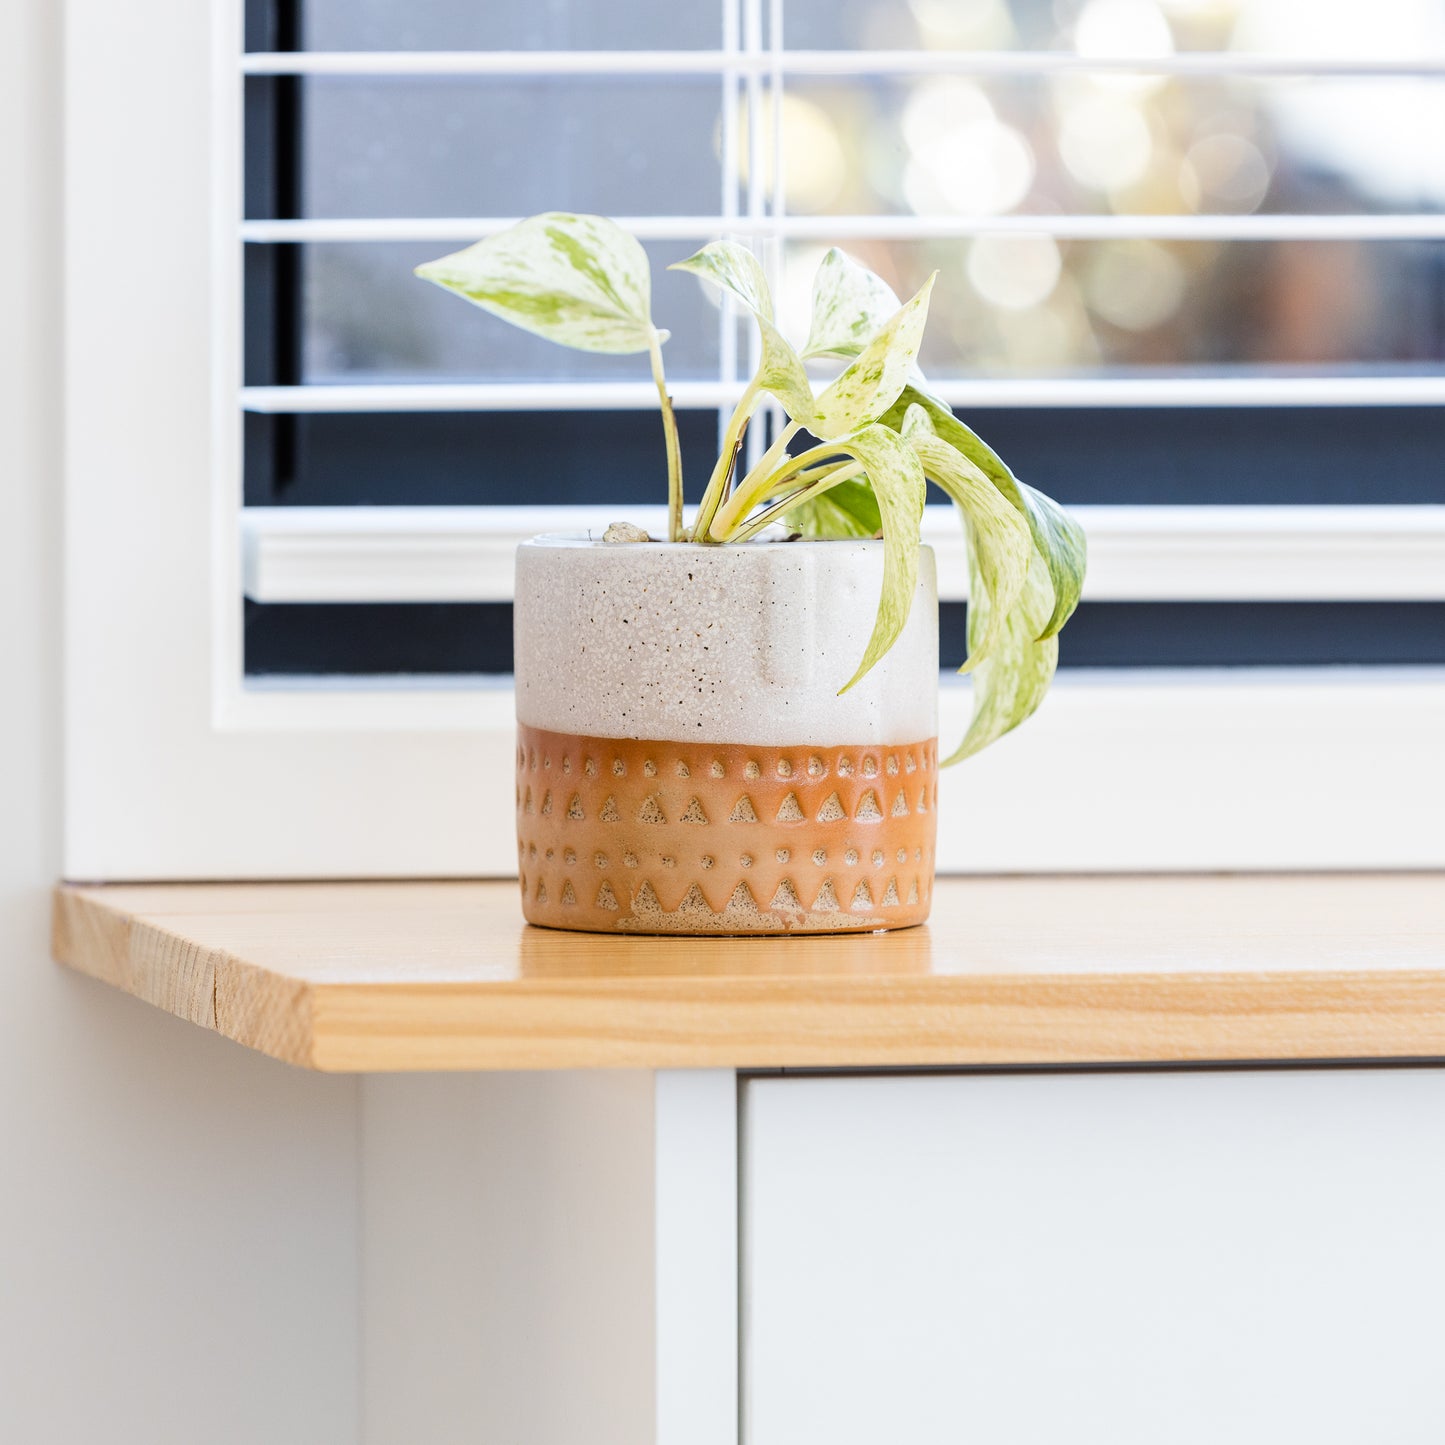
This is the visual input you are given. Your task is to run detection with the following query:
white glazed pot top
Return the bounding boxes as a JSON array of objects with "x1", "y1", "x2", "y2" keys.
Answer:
[{"x1": 514, "y1": 536, "x2": 938, "y2": 747}]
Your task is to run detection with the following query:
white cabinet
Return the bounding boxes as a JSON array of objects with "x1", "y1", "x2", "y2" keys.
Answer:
[
  {"x1": 743, "y1": 1069, "x2": 1445, "y2": 1445},
  {"x1": 357, "y1": 1066, "x2": 1445, "y2": 1443}
]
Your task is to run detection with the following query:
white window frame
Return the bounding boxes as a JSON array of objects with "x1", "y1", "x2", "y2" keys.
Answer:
[{"x1": 63, "y1": 0, "x2": 1445, "y2": 881}]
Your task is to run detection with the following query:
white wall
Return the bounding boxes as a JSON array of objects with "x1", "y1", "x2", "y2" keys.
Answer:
[{"x1": 0, "y1": 4, "x2": 361, "y2": 1439}]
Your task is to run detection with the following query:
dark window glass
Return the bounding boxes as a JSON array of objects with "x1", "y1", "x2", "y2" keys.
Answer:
[
  {"x1": 244, "y1": 410, "x2": 724, "y2": 508},
  {"x1": 245, "y1": 600, "x2": 1445, "y2": 677},
  {"x1": 245, "y1": 406, "x2": 1445, "y2": 509}
]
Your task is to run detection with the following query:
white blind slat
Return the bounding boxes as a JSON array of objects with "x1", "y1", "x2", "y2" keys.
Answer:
[
  {"x1": 240, "y1": 504, "x2": 1445, "y2": 605},
  {"x1": 240, "y1": 214, "x2": 1445, "y2": 244},
  {"x1": 240, "y1": 49, "x2": 1445, "y2": 78},
  {"x1": 241, "y1": 375, "x2": 1445, "y2": 414}
]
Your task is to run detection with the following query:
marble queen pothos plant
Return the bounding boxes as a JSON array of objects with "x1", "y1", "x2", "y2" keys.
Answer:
[{"x1": 416, "y1": 211, "x2": 1085, "y2": 766}]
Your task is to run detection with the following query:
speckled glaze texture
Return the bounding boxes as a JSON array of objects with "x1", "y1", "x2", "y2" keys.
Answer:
[
  {"x1": 516, "y1": 728, "x2": 937, "y2": 934},
  {"x1": 515, "y1": 536, "x2": 938, "y2": 745},
  {"x1": 513, "y1": 537, "x2": 941, "y2": 935}
]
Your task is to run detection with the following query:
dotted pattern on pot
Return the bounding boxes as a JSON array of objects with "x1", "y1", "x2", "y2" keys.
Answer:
[
  {"x1": 516, "y1": 724, "x2": 938, "y2": 935},
  {"x1": 514, "y1": 537, "x2": 939, "y2": 746}
]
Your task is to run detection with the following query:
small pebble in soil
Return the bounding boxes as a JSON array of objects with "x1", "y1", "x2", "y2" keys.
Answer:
[{"x1": 602, "y1": 521, "x2": 652, "y2": 544}]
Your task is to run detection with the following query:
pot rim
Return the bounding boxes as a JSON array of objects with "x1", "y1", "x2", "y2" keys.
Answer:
[{"x1": 519, "y1": 532, "x2": 933, "y2": 553}]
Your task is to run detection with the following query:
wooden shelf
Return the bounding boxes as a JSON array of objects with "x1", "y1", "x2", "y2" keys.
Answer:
[{"x1": 52, "y1": 876, "x2": 1445, "y2": 1072}]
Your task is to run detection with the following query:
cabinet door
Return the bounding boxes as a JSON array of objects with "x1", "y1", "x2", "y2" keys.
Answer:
[{"x1": 744, "y1": 1069, "x2": 1445, "y2": 1445}]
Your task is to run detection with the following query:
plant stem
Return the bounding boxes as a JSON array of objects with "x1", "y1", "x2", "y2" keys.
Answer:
[
  {"x1": 739, "y1": 420, "x2": 804, "y2": 498},
  {"x1": 758, "y1": 438, "x2": 852, "y2": 490},
  {"x1": 648, "y1": 330, "x2": 684, "y2": 542},
  {"x1": 729, "y1": 461, "x2": 867, "y2": 541},
  {"x1": 691, "y1": 378, "x2": 762, "y2": 544},
  {"x1": 711, "y1": 437, "x2": 852, "y2": 537},
  {"x1": 778, "y1": 458, "x2": 854, "y2": 488},
  {"x1": 707, "y1": 419, "x2": 803, "y2": 539}
]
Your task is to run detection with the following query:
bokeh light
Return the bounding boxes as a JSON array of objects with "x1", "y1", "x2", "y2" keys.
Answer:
[
  {"x1": 967, "y1": 232, "x2": 1064, "y2": 309},
  {"x1": 1081, "y1": 239, "x2": 1188, "y2": 330},
  {"x1": 1072, "y1": 0, "x2": 1175, "y2": 95},
  {"x1": 735, "y1": 93, "x2": 848, "y2": 215},
  {"x1": 906, "y1": 0, "x2": 1018, "y2": 48},
  {"x1": 902, "y1": 79, "x2": 1036, "y2": 214},
  {"x1": 1180, "y1": 134, "x2": 1270, "y2": 213},
  {"x1": 1058, "y1": 92, "x2": 1155, "y2": 192},
  {"x1": 1072, "y1": 0, "x2": 1174, "y2": 56}
]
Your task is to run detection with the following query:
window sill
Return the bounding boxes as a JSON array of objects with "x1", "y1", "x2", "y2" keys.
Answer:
[{"x1": 51, "y1": 875, "x2": 1445, "y2": 1073}]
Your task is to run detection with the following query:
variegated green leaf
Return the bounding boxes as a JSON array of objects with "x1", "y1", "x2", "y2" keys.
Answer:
[
  {"x1": 672, "y1": 242, "x2": 815, "y2": 420},
  {"x1": 900, "y1": 405, "x2": 1032, "y2": 673},
  {"x1": 802, "y1": 248, "x2": 902, "y2": 359},
  {"x1": 784, "y1": 476, "x2": 881, "y2": 539},
  {"x1": 670, "y1": 240, "x2": 774, "y2": 322},
  {"x1": 754, "y1": 319, "x2": 818, "y2": 421},
  {"x1": 947, "y1": 549, "x2": 1058, "y2": 765},
  {"x1": 886, "y1": 385, "x2": 1086, "y2": 639},
  {"x1": 1006, "y1": 478, "x2": 1087, "y2": 638},
  {"x1": 827, "y1": 425, "x2": 928, "y2": 694},
  {"x1": 811, "y1": 276, "x2": 936, "y2": 440},
  {"x1": 415, "y1": 212, "x2": 657, "y2": 354}
]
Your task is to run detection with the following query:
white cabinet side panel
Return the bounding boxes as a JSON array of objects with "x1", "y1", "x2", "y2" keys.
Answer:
[
  {"x1": 361, "y1": 1072, "x2": 656, "y2": 1445},
  {"x1": 655, "y1": 1069, "x2": 739, "y2": 1445},
  {"x1": 745, "y1": 1070, "x2": 1445, "y2": 1445}
]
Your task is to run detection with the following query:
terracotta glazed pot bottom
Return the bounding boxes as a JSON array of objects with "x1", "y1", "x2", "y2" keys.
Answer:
[{"x1": 516, "y1": 724, "x2": 938, "y2": 935}]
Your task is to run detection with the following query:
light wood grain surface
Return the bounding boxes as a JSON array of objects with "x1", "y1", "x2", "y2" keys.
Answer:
[{"x1": 51, "y1": 876, "x2": 1445, "y2": 1072}]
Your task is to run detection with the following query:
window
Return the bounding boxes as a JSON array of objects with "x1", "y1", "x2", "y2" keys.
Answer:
[{"x1": 64, "y1": 0, "x2": 1445, "y2": 879}]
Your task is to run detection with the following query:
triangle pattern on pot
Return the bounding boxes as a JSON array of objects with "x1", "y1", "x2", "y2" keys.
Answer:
[
  {"x1": 855, "y1": 789, "x2": 884, "y2": 821},
  {"x1": 811, "y1": 880, "x2": 841, "y2": 912},
  {"x1": 770, "y1": 879, "x2": 803, "y2": 911}
]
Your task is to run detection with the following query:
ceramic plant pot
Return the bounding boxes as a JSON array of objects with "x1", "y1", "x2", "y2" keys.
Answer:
[{"x1": 513, "y1": 535, "x2": 939, "y2": 935}]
